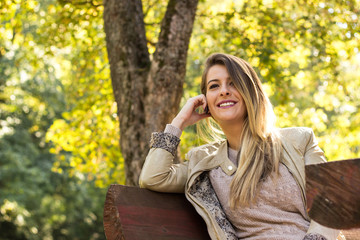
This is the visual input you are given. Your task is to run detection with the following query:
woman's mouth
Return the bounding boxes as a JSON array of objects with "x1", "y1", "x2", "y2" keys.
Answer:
[{"x1": 217, "y1": 101, "x2": 237, "y2": 108}]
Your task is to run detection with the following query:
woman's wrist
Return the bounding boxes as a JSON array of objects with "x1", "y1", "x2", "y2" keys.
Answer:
[
  {"x1": 164, "y1": 124, "x2": 182, "y2": 138},
  {"x1": 171, "y1": 117, "x2": 186, "y2": 131},
  {"x1": 149, "y1": 132, "x2": 180, "y2": 156}
]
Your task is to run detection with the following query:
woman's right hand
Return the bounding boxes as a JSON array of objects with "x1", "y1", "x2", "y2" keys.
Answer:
[{"x1": 171, "y1": 94, "x2": 211, "y2": 131}]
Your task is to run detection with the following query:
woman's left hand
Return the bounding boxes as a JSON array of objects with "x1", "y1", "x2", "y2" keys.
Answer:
[{"x1": 171, "y1": 94, "x2": 211, "y2": 131}]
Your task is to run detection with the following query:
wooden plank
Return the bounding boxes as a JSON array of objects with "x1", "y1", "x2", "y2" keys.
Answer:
[
  {"x1": 305, "y1": 158, "x2": 360, "y2": 229},
  {"x1": 103, "y1": 184, "x2": 210, "y2": 240},
  {"x1": 341, "y1": 228, "x2": 360, "y2": 240}
]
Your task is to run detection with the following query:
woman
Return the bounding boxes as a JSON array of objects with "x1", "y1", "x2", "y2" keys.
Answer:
[{"x1": 139, "y1": 53, "x2": 340, "y2": 240}]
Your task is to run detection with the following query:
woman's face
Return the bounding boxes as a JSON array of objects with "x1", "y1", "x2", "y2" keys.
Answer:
[{"x1": 205, "y1": 64, "x2": 247, "y2": 126}]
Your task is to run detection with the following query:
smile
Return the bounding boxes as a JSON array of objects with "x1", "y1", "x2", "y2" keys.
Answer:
[{"x1": 217, "y1": 101, "x2": 237, "y2": 108}]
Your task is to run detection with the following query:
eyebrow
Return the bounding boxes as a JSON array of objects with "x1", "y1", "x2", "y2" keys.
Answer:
[
  {"x1": 207, "y1": 79, "x2": 219, "y2": 85},
  {"x1": 207, "y1": 77, "x2": 231, "y2": 85}
]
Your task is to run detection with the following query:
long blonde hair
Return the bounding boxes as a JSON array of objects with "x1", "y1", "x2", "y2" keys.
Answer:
[{"x1": 199, "y1": 53, "x2": 282, "y2": 208}]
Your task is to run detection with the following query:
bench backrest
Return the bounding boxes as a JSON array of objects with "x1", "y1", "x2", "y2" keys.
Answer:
[
  {"x1": 103, "y1": 184, "x2": 210, "y2": 240},
  {"x1": 306, "y1": 158, "x2": 360, "y2": 229}
]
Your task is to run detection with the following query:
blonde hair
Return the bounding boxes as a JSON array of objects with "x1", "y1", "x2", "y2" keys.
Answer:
[{"x1": 199, "y1": 53, "x2": 282, "y2": 208}]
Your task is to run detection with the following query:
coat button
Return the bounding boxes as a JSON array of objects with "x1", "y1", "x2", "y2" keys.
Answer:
[{"x1": 228, "y1": 165, "x2": 233, "y2": 171}]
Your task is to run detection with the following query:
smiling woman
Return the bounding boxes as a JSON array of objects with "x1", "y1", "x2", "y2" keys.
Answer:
[
  {"x1": 139, "y1": 53, "x2": 342, "y2": 240},
  {"x1": 204, "y1": 64, "x2": 247, "y2": 131}
]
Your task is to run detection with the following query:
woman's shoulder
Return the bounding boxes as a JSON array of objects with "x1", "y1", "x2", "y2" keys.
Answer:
[
  {"x1": 277, "y1": 126, "x2": 314, "y2": 138},
  {"x1": 277, "y1": 127, "x2": 316, "y2": 151},
  {"x1": 185, "y1": 140, "x2": 226, "y2": 161}
]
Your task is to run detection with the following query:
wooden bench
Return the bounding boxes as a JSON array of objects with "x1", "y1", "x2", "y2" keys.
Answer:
[
  {"x1": 306, "y1": 158, "x2": 360, "y2": 230},
  {"x1": 104, "y1": 158, "x2": 360, "y2": 240},
  {"x1": 103, "y1": 184, "x2": 210, "y2": 239}
]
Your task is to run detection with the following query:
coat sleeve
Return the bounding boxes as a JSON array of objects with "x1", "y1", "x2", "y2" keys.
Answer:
[
  {"x1": 303, "y1": 129, "x2": 340, "y2": 240},
  {"x1": 139, "y1": 132, "x2": 188, "y2": 193},
  {"x1": 304, "y1": 128, "x2": 326, "y2": 165}
]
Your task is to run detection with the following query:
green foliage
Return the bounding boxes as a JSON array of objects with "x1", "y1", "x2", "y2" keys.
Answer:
[
  {"x1": 0, "y1": 131, "x2": 105, "y2": 239},
  {"x1": 28, "y1": 0, "x2": 125, "y2": 187},
  {"x1": 1, "y1": 0, "x2": 359, "y2": 239},
  {"x1": 0, "y1": 0, "x2": 106, "y2": 239},
  {"x1": 184, "y1": 0, "x2": 360, "y2": 160},
  {"x1": 143, "y1": 0, "x2": 168, "y2": 54}
]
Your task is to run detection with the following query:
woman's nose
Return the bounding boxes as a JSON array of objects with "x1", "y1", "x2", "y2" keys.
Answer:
[{"x1": 220, "y1": 85, "x2": 230, "y2": 96}]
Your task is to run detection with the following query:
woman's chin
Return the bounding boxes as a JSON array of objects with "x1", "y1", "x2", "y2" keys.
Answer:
[{"x1": 213, "y1": 115, "x2": 242, "y2": 124}]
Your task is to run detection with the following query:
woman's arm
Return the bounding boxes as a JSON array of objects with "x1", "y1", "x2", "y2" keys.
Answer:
[
  {"x1": 139, "y1": 130, "x2": 188, "y2": 193},
  {"x1": 139, "y1": 95, "x2": 211, "y2": 193}
]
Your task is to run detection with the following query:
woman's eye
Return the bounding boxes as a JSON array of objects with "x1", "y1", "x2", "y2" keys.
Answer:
[
  {"x1": 209, "y1": 84, "x2": 219, "y2": 89},
  {"x1": 229, "y1": 82, "x2": 234, "y2": 86}
]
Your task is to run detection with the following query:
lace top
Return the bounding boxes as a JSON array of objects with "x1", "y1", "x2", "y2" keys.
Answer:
[{"x1": 209, "y1": 147, "x2": 310, "y2": 240}]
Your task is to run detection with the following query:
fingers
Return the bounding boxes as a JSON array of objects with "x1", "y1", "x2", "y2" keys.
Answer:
[
  {"x1": 188, "y1": 94, "x2": 210, "y2": 121},
  {"x1": 198, "y1": 112, "x2": 211, "y2": 120},
  {"x1": 171, "y1": 94, "x2": 209, "y2": 130},
  {"x1": 189, "y1": 94, "x2": 207, "y2": 111}
]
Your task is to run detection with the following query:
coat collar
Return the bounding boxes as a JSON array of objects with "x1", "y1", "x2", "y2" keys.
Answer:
[
  {"x1": 211, "y1": 141, "x2": 237, "y2": 175},
  {"x1": 191, "y1": 140, "x2": 237, "y2": 175}
]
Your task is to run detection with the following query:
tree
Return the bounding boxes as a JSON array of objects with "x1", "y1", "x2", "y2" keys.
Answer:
[
  {"x1": 0, "y1": 1, "x2": 106, "y2": 239},
  {"x1": 103, "y1": 0, "x2": 199, "y2": 185}
]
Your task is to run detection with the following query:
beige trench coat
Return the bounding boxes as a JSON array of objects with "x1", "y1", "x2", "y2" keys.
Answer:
[{"x1": 139, "y1": 127, "x2": 340, "y2": 239}]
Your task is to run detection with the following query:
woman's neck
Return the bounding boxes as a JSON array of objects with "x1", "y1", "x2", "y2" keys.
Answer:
[{"x1": 220, "y1": 122, "x2": 243, "y2": 151}]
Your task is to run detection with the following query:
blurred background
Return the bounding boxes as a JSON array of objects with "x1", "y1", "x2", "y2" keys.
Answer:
[{"x1": 0, "y1": 0, "x2": 359, "y2": 239}]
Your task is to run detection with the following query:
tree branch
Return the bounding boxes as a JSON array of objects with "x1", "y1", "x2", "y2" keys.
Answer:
[
  {"x1": 103, "y1": 0, "x2": 151, "y2": 185},
  {"x1": 145, "y1": 0, "x2": 199, "y2": 131}
]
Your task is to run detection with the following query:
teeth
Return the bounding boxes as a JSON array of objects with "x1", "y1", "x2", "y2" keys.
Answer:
[{"x1": 219, "y1": 102, "x2": 234, "y2": 107}]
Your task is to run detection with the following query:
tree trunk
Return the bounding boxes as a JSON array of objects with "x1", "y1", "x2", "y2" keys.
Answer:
[{"x1": 103, "y1": 0, "x2": 199, "y2": 186}]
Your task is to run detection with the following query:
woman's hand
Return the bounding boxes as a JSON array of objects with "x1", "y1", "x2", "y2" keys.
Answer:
[{"x1": 171, "y1": 94, "x2": 211, "y2": 131}]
